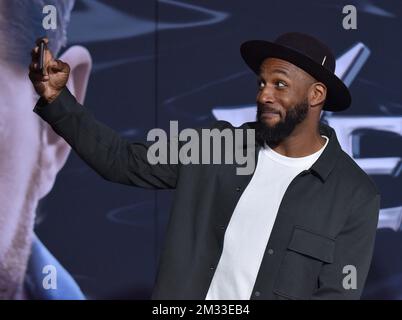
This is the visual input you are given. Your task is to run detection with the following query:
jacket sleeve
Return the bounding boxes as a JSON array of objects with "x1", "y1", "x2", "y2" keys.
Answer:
[
  {"x1": 33, "y1": 87, "x2": 178, "y2": 189},
  {"x1": 311, "y1": 193, "x2": 381, "y2": 300}
]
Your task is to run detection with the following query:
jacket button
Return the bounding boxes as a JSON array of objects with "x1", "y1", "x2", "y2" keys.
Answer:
[
  {"x1": 236, "y1": 187, "x2": 241, "y2": 192},
  {"x1": 267, "y1": 248, "x2": 274, "y2": 255},
  {"x1": 254, "y1": 291, "x2": 261, "y2": 297},
  {"x1": 220, "y1": 225, "x2": 225, "y2": 230},
  {"x1": 210, "y1": 266, "x2": 215, "y2": 271}
]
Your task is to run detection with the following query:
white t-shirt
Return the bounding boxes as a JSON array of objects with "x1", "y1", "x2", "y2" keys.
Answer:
[{"x1": 205, "y1": 135, "x2": 329, "y2": 300}]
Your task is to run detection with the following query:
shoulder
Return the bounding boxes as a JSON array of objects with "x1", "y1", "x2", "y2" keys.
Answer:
[{"x1": 337, "y1": 150, "x2": 380, "y2": 202}]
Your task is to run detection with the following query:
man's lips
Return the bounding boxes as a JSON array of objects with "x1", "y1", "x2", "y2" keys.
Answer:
[{"x1": 259, "y1": 107, "x2": 281, "y2": 118}]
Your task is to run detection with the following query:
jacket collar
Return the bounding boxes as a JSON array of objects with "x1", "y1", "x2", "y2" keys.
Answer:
[
  {"x1": 243, "y1": 121, "x2": 342, "y2": 183},
  {"x1": 310, "y1": 122, "x2": 343, "y2": 182}
]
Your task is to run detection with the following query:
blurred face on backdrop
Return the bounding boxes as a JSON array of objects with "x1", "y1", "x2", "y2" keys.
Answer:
[
  {"x1": 0, "y1": 0, "x2": 92, "y2": 298},
  {"x1": 0, "y1": 62, "x2": 43, "y2": 249},
  {"x1": 0, "y1": 46, "x2": 92, "y2": 298}
]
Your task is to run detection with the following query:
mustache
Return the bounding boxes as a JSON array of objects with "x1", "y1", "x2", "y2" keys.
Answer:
[{"x1": 257, "y1": 104, "x2": 283, "y2": 116}]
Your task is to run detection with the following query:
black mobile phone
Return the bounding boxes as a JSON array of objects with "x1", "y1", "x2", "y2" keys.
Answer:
[{"x1": 39, "y1": 40, "x2": 46, "y2": 73}]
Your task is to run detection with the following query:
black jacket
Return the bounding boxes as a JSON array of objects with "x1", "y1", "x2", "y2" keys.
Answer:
[{"x1": 34, "y1": 87, "x2": 381, "y2": 300}]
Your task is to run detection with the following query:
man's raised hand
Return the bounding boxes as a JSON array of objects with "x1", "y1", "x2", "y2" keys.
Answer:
[{"x1": 29, "y1": 37, "x2": 70, "y2": 103}]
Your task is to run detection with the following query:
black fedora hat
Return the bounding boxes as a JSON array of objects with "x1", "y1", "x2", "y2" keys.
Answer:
[{"x1": 240, "y1": 32, "x2": 351, "y2": 112}]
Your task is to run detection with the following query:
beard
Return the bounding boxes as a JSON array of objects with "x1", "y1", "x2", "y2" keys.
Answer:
[{"x1": 255, "y1": 99, "x2": 309, "y2": 148}]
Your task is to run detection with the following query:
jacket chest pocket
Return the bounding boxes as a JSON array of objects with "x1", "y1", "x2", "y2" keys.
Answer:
[{"x1": 273, "y1": 226, "x2": 335, "y2": 300}]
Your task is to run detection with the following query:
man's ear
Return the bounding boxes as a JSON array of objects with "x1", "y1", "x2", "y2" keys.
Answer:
[
  {"x1": 308, "y1": 82, "x2": 327, "y2": 109},
  {"x1": 37, "y1": 46, "x2": 92, "y2": 199}
]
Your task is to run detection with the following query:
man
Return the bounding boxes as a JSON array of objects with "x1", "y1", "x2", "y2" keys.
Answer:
[
  {"x1": 0, "y1": 0, "x2": 90, "y2": 299},
  {"x1": 29, "y1": 32, "x2": 380, "y2": 300}
]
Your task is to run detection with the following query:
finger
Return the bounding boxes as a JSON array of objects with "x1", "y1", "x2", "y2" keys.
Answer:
[
  {"x1": 29, "y1": 70, "x2": 49, "y2": 82},
  {"x1": 49, "y1": 59, "x2": 69, "y2": 73},
  {"x1": 35, "y1": 37, "x2": 49, "y2": 46},
  {"x1": 29, "y1": 62, "x2": 49, "y2": 81},
  {"x1": 29, "y1": 61, "x2": 38, "y2": 72},
  {"x1": 31, "y1": 47, "x2": 39, "y2": 60}
]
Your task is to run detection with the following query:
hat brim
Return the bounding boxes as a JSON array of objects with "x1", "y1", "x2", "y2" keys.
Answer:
[{"x1": 240, "y1": 40, "x2": 351, "y2": 112}]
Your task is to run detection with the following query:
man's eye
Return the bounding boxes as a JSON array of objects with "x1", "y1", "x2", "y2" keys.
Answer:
[
  {"x1": 258, "y1": 81, "x2": 265, "y2": 89},
  {"x1": 276, "y1": 81, "x2": 287, "y2": 88}
]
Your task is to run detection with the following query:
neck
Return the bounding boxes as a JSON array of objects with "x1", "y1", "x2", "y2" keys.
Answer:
[{"x1": 269, "y1": 121, "x2": 326, "y2": 158}]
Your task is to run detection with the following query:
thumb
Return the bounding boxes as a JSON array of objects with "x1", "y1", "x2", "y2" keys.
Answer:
[{"x1": 49, "y1": 59, "x2": 70, "y2": 73}]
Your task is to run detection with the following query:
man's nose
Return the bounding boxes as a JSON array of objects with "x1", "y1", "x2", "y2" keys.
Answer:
[{"x1": 258, "y1": 87, "x2": 275, "y2": 105}]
